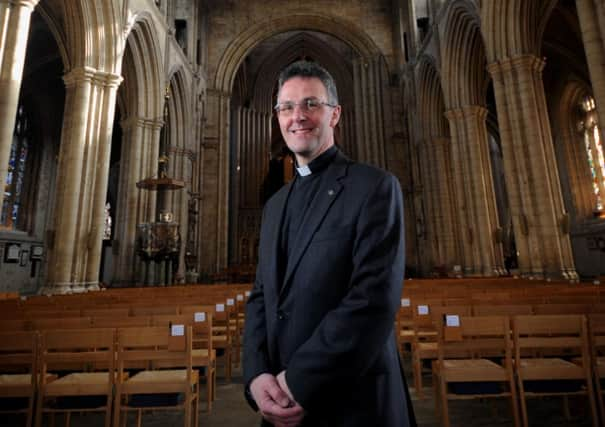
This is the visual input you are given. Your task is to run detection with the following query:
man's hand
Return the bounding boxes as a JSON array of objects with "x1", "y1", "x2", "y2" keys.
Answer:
[{"x1": 250, "y1": 373, "x2": 304, "y2": 427}]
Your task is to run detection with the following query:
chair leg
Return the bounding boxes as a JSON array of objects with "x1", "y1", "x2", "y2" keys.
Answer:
[
  {"x1": 508, "y1": 377, "x2": 521, "y2": 427},
  {"x1": 413, "y1": 350, "x2": 423, "y2": 399},
  {"x1": 225, "y1": 349, "x2": 232, "y2": 382},
  {"x1": 517, "y1": 377, "x2": 529, "y2": 427},
  {"x1": 585, "y1": 373, "x2": 600, "y2": 427},
  {"x1": 26, "y1": 394, "x2": 34, "y2": 427},
  {"x1": 206, "y1": 370, "x2": 213, "y2": 412},
  {"x1": 439, "y1": 376, "x2": 450, "y2": 427},
  {"x1": 596, "y1": 374, "x2": 605, "y2": 426},
  {"x1": 113, "y1": 392, "x2": 121, "y2": 427},
  {"x1": 34, "y1": 392, "x2": 44, "y2": 427},
  {"x1": 562, "y1": 395, "x2": 570, "y2": 420}
]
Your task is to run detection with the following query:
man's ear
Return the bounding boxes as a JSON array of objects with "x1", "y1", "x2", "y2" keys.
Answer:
[{"x1": 330, "y1": 105, "x2": 341, "y2": 128}]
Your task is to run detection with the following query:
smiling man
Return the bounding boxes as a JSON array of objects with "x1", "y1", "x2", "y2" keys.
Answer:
[{"x1": 243, "y1": 60, "x2": 415, "y2": 427}]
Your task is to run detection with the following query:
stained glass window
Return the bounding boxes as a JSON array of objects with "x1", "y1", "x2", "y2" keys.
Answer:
[
  {"x1": 1, "y1": 105, "x2": 30, "y2": 229},
  {"x1": 579, "y1": 96, "x2": 605, "y2": 214}
]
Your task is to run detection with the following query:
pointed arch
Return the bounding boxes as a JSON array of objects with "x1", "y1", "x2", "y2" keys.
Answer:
[
  {"x1": 119, "y1": 13, "x2": 163, "y2": 121},
  {"x1": 214, "y1": 13, "x2": 384, "y2": 93},
  {"x1": 441, "y1": 0, "x2": 489, "y2": 108},
  {"x1": 481, "y1": 0, "x2": 558, "y2": 62},
  {"x1": 59, "y1": 0, "x2": 125, "y2": 72},
  {"x1": 416, "y1": 55, "x2": 447, "y2": 140},
  {"x1": 251, "y1": 32, "x2": 354, "y2": 111}
]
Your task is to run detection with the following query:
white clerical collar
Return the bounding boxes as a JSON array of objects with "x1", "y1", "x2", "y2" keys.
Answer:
[{"x1": 296, "y1": 165, "x2": 312, "y2": 176}]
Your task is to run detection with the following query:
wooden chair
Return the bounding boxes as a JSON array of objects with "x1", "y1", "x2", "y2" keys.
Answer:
[
  {"x1": 189, "y1": 311, "x2": 216, "y2": 412},
  {"x1": 0, "y1": 331, "x2": 42, "y2": 427},
  {"x1": 396, "y1": 298, "x2": 414, "y2": 356},
  {"x1": 114, "y1": 325, "x2": 199, "y2": 427},
  {"x1": 411, "y1": 304, "x2": 471, "y2": 399},
  {"x1": 35, "y1": 328, "x2": 116, "y2": 427},
  {"x1": 586, "y1": 314, "x2": 605, "y2": 424},
  {"x1": 431, "y1": 315, "x2": 519, "y2": 427},
  {"x1": 183, "y1": 304, "x2": 233, "y2": 382},
  {"x1": 513, "y1": 314, "x2": 598, "y2": 427}
]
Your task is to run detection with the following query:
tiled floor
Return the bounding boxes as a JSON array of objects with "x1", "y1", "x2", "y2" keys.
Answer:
[{"x1": 0, "y1": 358, "x2": 596, "y2": 426}]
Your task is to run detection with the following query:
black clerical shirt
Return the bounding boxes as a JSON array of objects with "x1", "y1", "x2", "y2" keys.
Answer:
[{"x1": 278, "y1": 145, "x2": 339, "y2": 285}]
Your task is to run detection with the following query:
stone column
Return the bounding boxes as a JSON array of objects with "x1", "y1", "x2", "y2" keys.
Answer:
[
  {"x1": 421, "y1": 136, "x2": 459, "y2": 272},
  {"x1": 84, "y1": 72, "x2": 122, "y2": 286},
  {"x1": 445, "y1": 106, "x2": 504, "y2": 276},
  {"x1": 42, "y1": 68, "x2": 123, "y2": 294},
  {"x1": 353, "y1": 56, "x2": 388, "y2": 167},
  {"x1": 0, "y1": 0, "x2": 39, "y2": 201},
  {"x1": 576, "y1": 0, "x2": 605, "y2": 131},
  {"x1": 199, "y1": 89, "x2": 229, "y2": 275},
  {"x1": 488, "y1": 55, "x2": 577, "y2": 279}
]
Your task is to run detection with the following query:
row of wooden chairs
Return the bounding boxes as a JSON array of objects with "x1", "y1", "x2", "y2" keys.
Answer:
[
  {"x1": 0, "y1": 322, "x2": 214, "y2": 427},
  {"x1": 398, "y1": 300, "x2": 605, "y2": 399},
  {"x1": 425, "y1": 314, "x2": 603, "y2": 427}
]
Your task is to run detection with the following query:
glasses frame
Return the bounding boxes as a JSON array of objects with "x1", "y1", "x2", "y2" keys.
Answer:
[{"x1": 274, "y1": 97, "x2": 337, "y2": 115}]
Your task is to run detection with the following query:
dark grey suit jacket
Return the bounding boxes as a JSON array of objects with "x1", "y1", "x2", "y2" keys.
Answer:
[{"x1": 243, "y1": 151, "x2": 414, "y2": 426}]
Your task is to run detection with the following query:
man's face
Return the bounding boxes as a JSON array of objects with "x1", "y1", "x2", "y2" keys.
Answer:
[{"x1": 276, "y1": 76, "x2": 341, "y2": 166}]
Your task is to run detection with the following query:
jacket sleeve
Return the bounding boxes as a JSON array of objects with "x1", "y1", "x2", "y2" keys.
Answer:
[
  {"x1": 242, "y1": 209, "x2": 271, "y2": 410},
  {"x1": 285, "y1": 173, "x2": 405, "y2": 410}
]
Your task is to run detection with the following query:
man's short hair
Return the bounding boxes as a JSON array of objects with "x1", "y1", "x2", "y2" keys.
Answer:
[{"x1": 277, "y1": 60, "x2": 339, "y2": 104}]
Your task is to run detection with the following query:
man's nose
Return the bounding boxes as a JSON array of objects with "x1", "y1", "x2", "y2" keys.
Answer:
[{"x1": 292, "y1": 104, "x2": 307, "y2": 120}]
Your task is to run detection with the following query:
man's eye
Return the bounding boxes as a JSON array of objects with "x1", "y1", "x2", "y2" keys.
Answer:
[
  {"x1": 282, "y1": 103, "x2": 294, "y2": 111},
  {"x1": 306, "y1": 100, "x2": 320, "y2": 108}
]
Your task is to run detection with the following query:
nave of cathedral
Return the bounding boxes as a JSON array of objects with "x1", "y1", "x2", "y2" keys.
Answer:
[{"x1": 1, "y1": 0, "x2": 604, "y2": 293}]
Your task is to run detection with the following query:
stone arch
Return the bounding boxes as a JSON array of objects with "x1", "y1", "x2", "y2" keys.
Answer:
[
  {"x1": 214, "y1": 13, "x2": 384, "y2": 93},
  {"x1": 119, "y1": 13, "x2": 164, "y2": 121},
  {"x1": 167, "y1": 69, "x2": 192, "y2": 153},
  {"x1": 110, "y1": 14, "x2": 164, "y2": 286},
  {"x1": 416, "y1": 55, "x2": 447, "y2": 140},
  {"x1": 441, "y1": 0, "x2": 488, "y2": 108},
  {"x1": 59, "y1": 0, "x2": 124, "y2": 72},
  {"x1": 554, "y1": 80, "x2": 595, "y2": 221},
  {"x1": 167, "y1": 68, "x2": 193, "y2": 282},
  {"x1": 36, "y1": 1, "x2": 70, "y2": 70},
  {"x1": 250, "y1": 32, "x2": 354, "y2": 111},
  {"x1": 481, "y1": 0, "x2": 558, "y2": 62}
]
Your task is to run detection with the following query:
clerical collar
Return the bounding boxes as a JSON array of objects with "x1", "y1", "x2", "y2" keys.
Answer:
[{"x1": 295, "y1": 145, "x2": 338, "y2": 177}]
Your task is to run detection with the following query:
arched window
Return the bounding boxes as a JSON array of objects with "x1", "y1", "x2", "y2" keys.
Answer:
[
  {"x1": 1, "y1": 105, "x2": 33, "y2": 230},
  {"x1": 578, "y1": 95, "x2": 605, "y2": 216}
]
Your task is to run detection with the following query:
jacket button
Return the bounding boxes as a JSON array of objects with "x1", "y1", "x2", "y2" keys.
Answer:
[{"x1": 277, "y1": 310, "x2": 286, "y2": 320}]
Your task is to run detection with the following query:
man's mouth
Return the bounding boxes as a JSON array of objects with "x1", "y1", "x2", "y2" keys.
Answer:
[{"x1": 290, "y1": 128, "x2": 313, "y2": 134}]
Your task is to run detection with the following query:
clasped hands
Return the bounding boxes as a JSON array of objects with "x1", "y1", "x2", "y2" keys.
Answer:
[{"x1": 250, "y1": 371, "x2": 305, "y2": 427}]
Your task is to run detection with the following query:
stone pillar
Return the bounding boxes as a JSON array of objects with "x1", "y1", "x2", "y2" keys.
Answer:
[
  {"x1": 0, "y1": 0, "x2": 39, "y2": 201},
  {"x1": 353, "y1": 56, "x2": 388, "y2": 167},
  {"x1": 112, "y1": 117, "x2": 162, "y2": 285},
  {"x1": 576, "y1": 0, "x2": 605, "y2": 131},
  {"x1": 84, "y1": 72, "x2": 122, "y2": 285},
  {"x1": 488, "y1": 55, "x2": 577, "y2": 279},
  {"x1": 42, "y1": 68, "x2": 123, "y2": 294},
  {"x1": 199, "y1": 89, "x2": 229, "y2": 275},
  {"x1": 445, "y1": 106, "x2": 505, "y2": 276},
  {"x1": 421, "y1": 136, "x2": 459, "y2": 272}
]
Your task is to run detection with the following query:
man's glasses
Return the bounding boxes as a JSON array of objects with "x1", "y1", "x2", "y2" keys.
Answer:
[{"x1": 274, "y1": 97, "x2": 337, "y2": 116}]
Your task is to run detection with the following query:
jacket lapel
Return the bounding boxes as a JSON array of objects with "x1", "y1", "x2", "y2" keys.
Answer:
[
  {"x1": 266, "y1": 182, "x2": 292, "y2": 298},
  {"x1": 279, "y1": 153, "x2": 348, "y2": 299}
]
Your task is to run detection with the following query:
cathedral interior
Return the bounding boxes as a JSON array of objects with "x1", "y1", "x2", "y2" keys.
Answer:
[
  {"x1": 0, "y1": 0, "x2": 604, "y2": 294},
  {"x1": 1, "y1": 1, "x2": 605, "y2": 426}
]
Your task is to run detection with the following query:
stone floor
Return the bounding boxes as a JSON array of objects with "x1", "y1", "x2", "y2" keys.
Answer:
[{"x1": 0, "y1": 358, "x2": 596, "y2": 426}]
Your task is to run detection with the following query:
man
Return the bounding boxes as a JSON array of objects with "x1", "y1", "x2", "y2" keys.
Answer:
[{"x1": 243, "y1": 60, "x2": 415, "y2": 427}]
